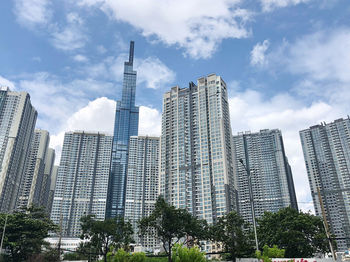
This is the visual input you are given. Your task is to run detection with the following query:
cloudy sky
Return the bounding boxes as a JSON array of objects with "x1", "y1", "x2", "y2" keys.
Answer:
[{"x1": 1, "y1": 0, "x2": 350, "y2": 212}]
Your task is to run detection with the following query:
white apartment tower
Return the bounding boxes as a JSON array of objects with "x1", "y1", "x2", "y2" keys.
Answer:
[
  {"x1": 233, "y1": 129, "x2": 298, "y2": 225},
  {"x1": 0, "y1": 87, "x2": 37, "y2": 212},
  {"x1": 50, "y1": 131, "x2": 112, "y2": 237},
  {"x1": 159, "y1": 74, "x2": 236, "y2": 226},
  {"x1": 17, "y1": 129, "x2": 55, "y2": 209},
  {"x1": 125, "y1": 136, "x2": 160, "y2": 251},
  {"x1": 300, "y1": 118, "x2": 350, "y2": 251}
]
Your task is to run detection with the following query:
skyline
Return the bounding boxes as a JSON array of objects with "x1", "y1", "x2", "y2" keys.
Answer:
[{"x1": 1, "y1": 0, "x2": 350, "y2": 213}]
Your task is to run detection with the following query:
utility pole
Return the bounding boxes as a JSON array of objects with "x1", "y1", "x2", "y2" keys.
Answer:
[
  {"x1": 239, "y1": 158, "x2": 259, "y2": 252},
  {"x1": 317, "y1": 187, "x2": 336, "y2": 261},
  {"x1": 0, "y1": 213, "x2": 8, "y2": 259}
]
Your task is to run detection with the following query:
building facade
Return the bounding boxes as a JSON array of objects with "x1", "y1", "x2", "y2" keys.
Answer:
[
  {"x1": 124, "y1": 136, "x2": 160, "y2": 251},
  {"x1": 159, "y1": 74, "x2": 236, "y2": 229},
  {"x1": 300, "y1": 118, "x2": 350, "y2": 251},
  {"x1": 39, "y1": 148, "x2": 55, "y2": 211},
  {"x1": 47, "y1": 165, "x2": 58, "y2": 214},
  {"x1": 232, "y1": 129, "x2": 298, "y2": 225},
  {"x1": 0, "y1": 87, "x2": 37, "y2": 212},
  {"x1": 51, "y1": 131, "x2": 112, "y2": 237},
  {"x1": 107, "y1": 41, "x2": 139, "y2": 218},
  {"x1": 17, "y1": 129, "x2": 55, "y2": 209}
]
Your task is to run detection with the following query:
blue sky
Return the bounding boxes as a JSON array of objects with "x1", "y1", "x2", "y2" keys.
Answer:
[{"x1": 1, "y1": 0, "x2": 350, "y2": 212}]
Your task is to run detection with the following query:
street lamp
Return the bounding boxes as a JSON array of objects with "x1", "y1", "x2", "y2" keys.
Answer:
[{"x1": 239, "y1": 158, "x2": 259, "y2": 252}]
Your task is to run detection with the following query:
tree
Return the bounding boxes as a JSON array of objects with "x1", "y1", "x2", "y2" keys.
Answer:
[
  {"x1": 139, "y1": 197, "x2": 209, "y2": 262},
  {"x1": 0, "y1": 206, "x2": 58, "y2": 262},
  {"x1": 210, "y1": 211, "x2": 255, "y2": 261},
  {"x1": 80, "y1": 215, "x2": 134, "y2": 262},
  {"x1": 257, "y1": 207, "x2": 332, "y2": 258}
]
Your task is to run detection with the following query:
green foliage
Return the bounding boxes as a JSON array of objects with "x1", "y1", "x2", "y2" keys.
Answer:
[
  {"x1": 210, "y1": 211, "x2": 255, "y2": 261},
  {"x1": 0, "y1": 206, "x2": 58, "y2": 262},
  {"x1": 171, "y1": 244, "x2": 206, "y2": 262},
  {"x1": 144, "y1": 257, "x2": 168, "y2": 262},
  {"x1": 63, "y1": 251, "x2": 88, "y2": 261},
  {"x1": 139, "y1": 197, "x2": 209, "y2": 262},
  {"x1": 130, "y1": 252, "x2": 147, "y2": 262},
  {"x1": 80, "y1": 215, "x2": 134, "y2": 262},
  {"x1": 113, "y1": 248, "x2": 131, "y2": 262},
  {"x1": 257, "y1": 207, "x2": 332, "y2": 258},
  {"x1": 256, "y1": 245, "x2": 285, "y2": 262}
]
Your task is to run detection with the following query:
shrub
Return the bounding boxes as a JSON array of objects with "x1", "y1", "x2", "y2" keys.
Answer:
[
  {"x1": 256, "y1": 245, "x2": 285, "y2": 262},
  {"x1": 171, "y1": 244, "x2": 206, "y2": 262},
  {"x1": 131, "y1": 252, "x2": 146, "y2": 262}
]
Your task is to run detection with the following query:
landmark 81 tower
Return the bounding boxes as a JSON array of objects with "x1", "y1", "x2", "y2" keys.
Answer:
[{"x1": 106, "y1": 41, "x2": 139, "y2": 218}]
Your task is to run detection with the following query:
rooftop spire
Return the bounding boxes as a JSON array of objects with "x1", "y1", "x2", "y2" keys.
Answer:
[{"x1": 129, "y1": 41, "x2": 134, "y2": 65}]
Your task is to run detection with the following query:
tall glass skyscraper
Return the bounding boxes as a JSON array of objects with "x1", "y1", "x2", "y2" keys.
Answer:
[
  {"x1": 232, "y1": 129, "x2": 298, "y2": 225},
  {"x1": 300, "y1": 118, "x2": 350, "y2": 251},
  {"x1": 106, "y1": 41, "x2": 139, "y2": 218}
]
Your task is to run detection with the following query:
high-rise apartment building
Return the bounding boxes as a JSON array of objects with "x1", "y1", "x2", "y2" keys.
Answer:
[
  {"x1": 159, "y1": 74, "x2": 236, "y2": 228},
  {"x1": 124, "y1": 136, "x2": 160, "y2": 251},
  {"x1": 0, "y1": 87, "x2": 37, "y2": 212},
  {"x1": 232, "y1": 129, "x2": 298, "y2": 225},
  {"x1": 47, "y1": 165, "x2": 58, "y2": 214},
  {"x1": 300, "y1": 118, "x2": 350, "y2": 251},
  {"x1": 107, "y1": 41, "x2": 139, "y2": 218},
  {"x1": 51, "y1": 131, "x2": 112, "y2": 237},
  {"x1": 17, "y1": 129, "x2": 55, "y2": 209},
  {"x1": 42, "y1": 148, "x2": 55, "y2": 211}
]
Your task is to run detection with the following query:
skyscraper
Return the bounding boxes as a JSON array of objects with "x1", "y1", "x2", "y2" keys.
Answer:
[
  {"x1": 50, "y1": 131, "x2": 112, "y2": 237},
  {"x1": 125, "y1": 136, "x2": 160, "y2": 251},
  {"x1": 159, "y1": 74, "x2": 236, "y2": 229},
  {"x1": 300, "y1": 118, "x2": 350, "y2": 251},
  {"x1": 42, "y1": 148, "x2": 56, "y2": 211},
  {"x1": 47, "y1": 165, "x2": 58, "y2": 214},
  {"x1": 107, "y1": 41, "x2": 139, "y2": 218},
  {"x1": 232, "y1": 129, "x2": 298, "y2": 225},
  {"x1": 0, "y1": 87, "x2": 37, "y2": 212},
  {"x1": 17, "y1": 129, "x2": 55, "y2": 209}
]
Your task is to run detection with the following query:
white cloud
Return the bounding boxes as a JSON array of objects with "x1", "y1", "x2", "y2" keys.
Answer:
[
  {"x1": 260, "y1": 0, "x2": 310, "y2": 12},
  {"x1": 137, "y1": 57, "x2": 176, "y2": 89},
  {"x1": 229, "y1": 89, "x2": 345, "y2": 212},
  {"x1": 265, "y1": 28, "x2": 350, "y2": 113},
  {"x1": 97, "y1": 45, "x2": 107, "y2": 54},
  {"x1": 77, "y1": 0, "x2": 252, "y2": 59},
  {"x1": 0, "y1": 76, "x2": 16, "y2": 90},
  {"x1": 250, "y1": 39, "x2": 270, "y2": 66},
  {"x1": 14, "y1": 0, "x2": 52, "y2": 27},
  {"x1": 82, "y1": 54, "x2": 175, "y2": 89},
  {"x1": 283, "y1": 29, "x2": 350, "y2": 83},
  {"x1": 139, "y1": 106, "x2": 161, "y2": 136},
  {"x1": 73, "y1": 54, "x2": 89, "y2": 62},
  {"x1": 50, "y1": 13, "x2": 87, "y2": 51}
]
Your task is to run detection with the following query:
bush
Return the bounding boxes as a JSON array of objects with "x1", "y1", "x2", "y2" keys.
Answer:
[
  {"x1": 171, "y1": 244, "x2": 206, "y2": 262},
  {"x1": 113, "y1": 248, "x2": 131, "y2": 262},
  {"x1": 131, "y1": 252, "x2": 147, "y2": 262},
  {"x1": 256, "y1": 245, "x2": 285, "y2": 262}
]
